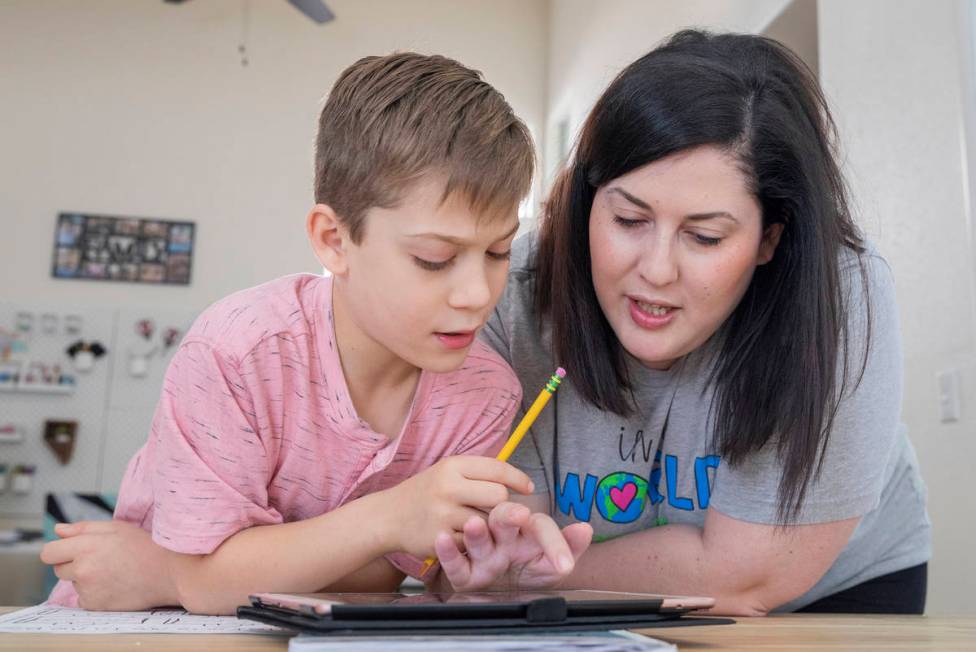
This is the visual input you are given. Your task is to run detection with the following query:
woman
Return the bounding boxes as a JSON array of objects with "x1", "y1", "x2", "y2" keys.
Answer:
[{"x1": 480, "y1": 29, "x2": 930, "y2": 615}]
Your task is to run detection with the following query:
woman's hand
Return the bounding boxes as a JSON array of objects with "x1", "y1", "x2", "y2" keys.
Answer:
[{"x1": 435, "y1": 501, "x2": 592, "y2": 591}]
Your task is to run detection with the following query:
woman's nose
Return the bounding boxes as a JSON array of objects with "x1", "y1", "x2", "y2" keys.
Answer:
[{"x1": 638, "y1": 234, "x2": 679, "y2": 287}]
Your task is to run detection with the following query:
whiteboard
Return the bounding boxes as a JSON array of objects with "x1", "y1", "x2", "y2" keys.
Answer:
[{"x1": 0, "y1": 301, "x2": 198, "y2": 520}]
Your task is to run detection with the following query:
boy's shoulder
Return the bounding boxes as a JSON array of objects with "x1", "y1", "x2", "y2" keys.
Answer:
[{"x1": 183, "y1": 273, "x2": 329, "y2": 362}]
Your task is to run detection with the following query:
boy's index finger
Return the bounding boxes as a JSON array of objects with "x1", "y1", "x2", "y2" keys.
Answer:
[
  {"x1": 459, "y1": 457, "x2": 534, "y2": 494},
  {"x1": 57, "y1": 520, "x2": 117, "y2": 537},
  {"x1": 74, "y1": 520, "x2": 120, "y2": 535}
]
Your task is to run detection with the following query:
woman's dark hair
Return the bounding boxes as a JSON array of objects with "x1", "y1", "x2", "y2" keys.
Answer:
[{"x1": 535, "y1": 29, "x2": 869, "y2": 520}]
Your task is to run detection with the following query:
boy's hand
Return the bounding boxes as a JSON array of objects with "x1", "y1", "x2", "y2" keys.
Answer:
[
  {"x1": 382, "y1": 456, "x2": 534, "y2": 558},
  {"x1": 40, "y1": 520, "x2": 178, "y2": 611},
  {"x1": 435, "y1": 502, "x2": 592, "y2": 591}
]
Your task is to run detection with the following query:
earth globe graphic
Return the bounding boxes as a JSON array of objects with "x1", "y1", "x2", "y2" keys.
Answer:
[{"x1": 594, "y1": 472, "x2": 648, "y2": 524}]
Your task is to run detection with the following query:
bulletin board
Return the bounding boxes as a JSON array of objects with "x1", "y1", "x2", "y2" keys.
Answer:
[{"x1": 0, "y1": 301, "x2": 198, "y2": 521}]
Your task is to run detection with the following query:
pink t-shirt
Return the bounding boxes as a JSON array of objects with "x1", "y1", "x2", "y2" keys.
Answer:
[{"x1": 49, "y1": 273, "x2": 521, "y2": 606}]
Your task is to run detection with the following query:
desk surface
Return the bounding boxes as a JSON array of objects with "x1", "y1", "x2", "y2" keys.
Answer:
[{"x1": 0, "y1": 607, "x2": 973, "y2": 650}]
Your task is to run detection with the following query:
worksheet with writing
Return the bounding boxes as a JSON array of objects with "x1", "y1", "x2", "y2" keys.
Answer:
[{"x1": 0, "y1": 604, "x2": 285, "y2": 634}]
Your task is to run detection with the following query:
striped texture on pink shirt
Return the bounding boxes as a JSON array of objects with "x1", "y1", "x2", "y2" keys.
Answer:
[{"x1": 49, "y1": 273, "x2": 520, "y2": 606}]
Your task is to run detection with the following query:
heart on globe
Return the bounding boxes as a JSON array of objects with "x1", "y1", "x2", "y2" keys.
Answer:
[{"x1": 609, "y1": 482, "x2": 637, "y2": 510}]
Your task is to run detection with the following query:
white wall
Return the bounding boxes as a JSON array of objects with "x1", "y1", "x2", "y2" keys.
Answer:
[
  {"x1": 0, "y1": 0, "x2": 548, "y2": 310},
  {"x1": 544, "y1": 0, "x2": 791, "y2": 185},
  {"x1": 819, "y1": 0, "x2": 976, "y2": 616}
]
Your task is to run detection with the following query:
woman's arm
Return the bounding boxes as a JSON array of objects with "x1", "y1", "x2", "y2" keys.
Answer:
[{"x1": 560, "y1": 505, "x2": 858, "y2": 616}]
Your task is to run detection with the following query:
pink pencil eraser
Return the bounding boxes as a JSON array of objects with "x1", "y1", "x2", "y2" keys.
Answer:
[{"x1": 556, "y1": 367, "x2": 566, "y2": 378}]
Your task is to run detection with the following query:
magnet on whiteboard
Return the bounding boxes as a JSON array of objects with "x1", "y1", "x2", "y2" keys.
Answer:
[{"x1": 129, "y1": 354, "x2": 150, "y2": 378}]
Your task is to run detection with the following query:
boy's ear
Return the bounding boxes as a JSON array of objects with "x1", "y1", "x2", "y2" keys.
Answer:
[
  {"x1": 307, "y1": 203, "x2": 350, "y2": 276},
  {"x1": 757, "y1": 222, "x2": 784, "y2": 266}
]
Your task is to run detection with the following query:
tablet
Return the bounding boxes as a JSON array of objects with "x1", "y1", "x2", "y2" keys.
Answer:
[
  {"x1": 239, "y1": 589, "x2": 731, "y2": 634},
  {"x1": 250, "y1": 589, "x2": 715, "y2": 618}
]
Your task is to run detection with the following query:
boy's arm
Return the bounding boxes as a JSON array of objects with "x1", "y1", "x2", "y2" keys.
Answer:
[
  {"x1": 44, "y1": 455, "x2": 533, "y2": 614},
  {"x1": 168, "y1": 455, "x2": 530, "y2": 614},
  {"x1": 45, "y1": 491, "x2": 403, "y2": 614},
  {"x1": 319, "y1": 555, "x2": 405, "y2": 593},
  {"x1": 167, "y1": 490, "x2": 403, "y2": 614}
]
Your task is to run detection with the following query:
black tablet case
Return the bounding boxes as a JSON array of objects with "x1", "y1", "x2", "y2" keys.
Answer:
[{"x1": 237, "y1": 595, "x2": 734, "y2": 635}]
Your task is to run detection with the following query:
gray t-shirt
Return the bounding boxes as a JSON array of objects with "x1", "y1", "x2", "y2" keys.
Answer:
[{"x1": 481, "y1": 234, "x2": 931, "y2": 611}]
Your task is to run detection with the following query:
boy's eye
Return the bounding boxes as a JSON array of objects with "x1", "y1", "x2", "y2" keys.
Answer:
[
  {"x1": 486, "y1": 249, "x2": 512, "y2": 262},
  {"x1": 412, "y1": 256, "x2": 454, "y2": 271}
]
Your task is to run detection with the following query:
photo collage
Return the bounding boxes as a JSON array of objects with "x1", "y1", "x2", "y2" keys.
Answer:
[{"x1": 52, "y1": 213, "x2": 195, "y2": 285}]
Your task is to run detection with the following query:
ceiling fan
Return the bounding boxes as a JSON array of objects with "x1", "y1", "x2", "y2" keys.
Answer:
[
  {"x1": 284, "y1": 0, "x2": 334, "y2": 24},
  {"x1": 164, "y1": 0, "x2": 335, "y2": 25}
]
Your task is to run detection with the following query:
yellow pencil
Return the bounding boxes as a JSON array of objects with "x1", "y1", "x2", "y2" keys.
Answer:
[{"x1": 418, "y1": 367, "x2": 566, "y2": 577}]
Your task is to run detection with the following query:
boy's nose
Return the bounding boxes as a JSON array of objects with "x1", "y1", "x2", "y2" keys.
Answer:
[{"x1": 448, "y1": 265, "x2": 492, "y2": 310}]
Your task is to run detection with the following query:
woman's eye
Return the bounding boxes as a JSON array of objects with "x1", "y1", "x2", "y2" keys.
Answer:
[
  {"x1": 486, "y1": 249, "x2": 512, "y2": 262},
  {"x1": 692, "y1": 233, "x2": 722, "y2": 246},
  {"x1": 412, "y1": 256, "x2": 454, "y2": 271},
  {"x1": 613, "y1": 215, "x2": 643, "y2": 228}
]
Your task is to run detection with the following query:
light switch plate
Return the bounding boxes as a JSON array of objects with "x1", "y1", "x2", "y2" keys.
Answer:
[{"x1": 938, "y1": 369, "x2": 962, "y2": 423}]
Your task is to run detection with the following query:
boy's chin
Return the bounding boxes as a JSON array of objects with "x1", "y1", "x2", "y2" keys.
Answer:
[{"x1": 411, "y1": 348, "x2": 471, "y2": 374}]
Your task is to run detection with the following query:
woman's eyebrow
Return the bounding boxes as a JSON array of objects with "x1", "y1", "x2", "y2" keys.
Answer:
[
  {"x1": 607, "y1": 187, "x2": 651, "y2": 210},
  {"x1": 686, "y1": 211, "x2": 739, "y2": 223},
  {"x1": 608, "y1": 187, "x2": 738, "y2": 223}
]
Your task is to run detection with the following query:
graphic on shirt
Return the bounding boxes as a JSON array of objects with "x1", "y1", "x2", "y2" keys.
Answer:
[
  {"x1": 618, "y1": 427, "x2": 654, "y2": 463},
  {"x1": 594, "y1": 472, "x2": 648, "y2": 523},
  {"x1": 555, "y1": 451, "x2": 721, "y2": 524}
]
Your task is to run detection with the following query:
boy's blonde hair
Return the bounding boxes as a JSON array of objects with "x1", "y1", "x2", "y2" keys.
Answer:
[{"x1": 314, "y1": 52, "x2": 534, "y2": 242}]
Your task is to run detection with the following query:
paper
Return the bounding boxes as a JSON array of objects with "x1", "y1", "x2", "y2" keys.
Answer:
[
  {"x1": 289, "y1": 630, "x2": 675, "y2": 651},
  {"x1": 0, "y1": 604, "x2": 286, "y2": 635}
]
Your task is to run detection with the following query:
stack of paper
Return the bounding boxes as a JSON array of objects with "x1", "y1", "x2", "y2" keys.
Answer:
[{"x1": 289, "y1": 631, "x2": 676, "y2": 651}]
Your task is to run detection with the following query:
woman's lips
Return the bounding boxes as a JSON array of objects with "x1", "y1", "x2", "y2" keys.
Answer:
[{"x1": 628, "y1": 298, "x2": 678, "y2": 330}]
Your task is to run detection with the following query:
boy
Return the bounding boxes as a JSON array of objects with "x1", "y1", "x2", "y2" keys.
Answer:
[{"x1": 41, "y1": 53, "x2": 590, "y2": 615}]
